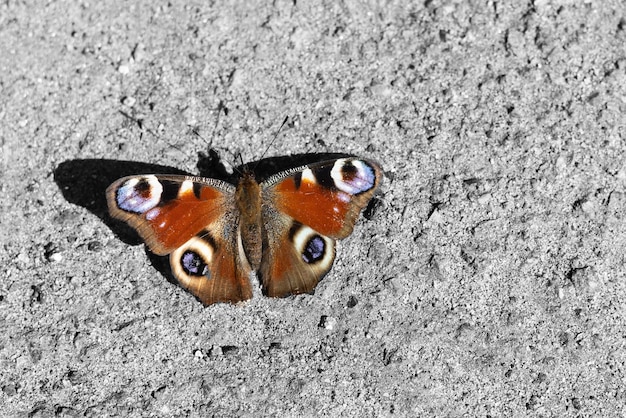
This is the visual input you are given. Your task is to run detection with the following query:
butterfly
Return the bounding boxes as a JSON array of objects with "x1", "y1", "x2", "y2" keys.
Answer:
[{"x1": 106, "y1": 157, "x2": 382, "y2": 305}]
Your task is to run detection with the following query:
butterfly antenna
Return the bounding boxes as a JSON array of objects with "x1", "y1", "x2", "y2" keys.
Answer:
[
  {"x1": 192, "y1": 127, "x2": 211, "y2": 148},
  {"x1": 235, "y1": 152, "x2": 245, "y2": 175},
  {"x1": 253, "y1": 116, "x2": 289, "y2": 170},
  {"x1": 211, "y1": 100, "x2": 226, "y2": 143}
]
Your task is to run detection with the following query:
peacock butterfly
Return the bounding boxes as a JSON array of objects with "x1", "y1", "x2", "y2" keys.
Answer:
[{"x1": 106, "y1": 157, "x2": 382, "y2": 305}]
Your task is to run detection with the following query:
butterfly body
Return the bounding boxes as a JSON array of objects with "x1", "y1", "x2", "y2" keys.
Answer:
[{"x1": 107, "y1": 158, "x2": 382, "y2": 305}]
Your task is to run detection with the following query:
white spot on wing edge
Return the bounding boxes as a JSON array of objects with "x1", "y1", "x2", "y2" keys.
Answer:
[
  {"x1": 301, "y1": 168, "x2": 316, "y2": 185},
  {"x1": 179, "y1": 179, "x2": 194, "y2": 197},
  {"x1": 145, "y1": 207, "x2": 160, "y2": 221}
]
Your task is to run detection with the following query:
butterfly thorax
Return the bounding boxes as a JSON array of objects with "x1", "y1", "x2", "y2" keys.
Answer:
[{"x1": 235, "y1": 172, "x2": 263, "y2": 268}]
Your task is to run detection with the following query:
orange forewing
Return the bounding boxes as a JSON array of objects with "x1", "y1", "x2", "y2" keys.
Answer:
[
  {"x1": 271, "y1": 160, "x2": 382, "y2": 239},
  {"x1": 106, "y1": 177, "x2": 230, "y2": 255},
  {"x1": 273, "y1": 176, "x2": 348, "y2": 237},
  {"x1": 145, "y1": 187, "x2": 225, "y2": 251}
]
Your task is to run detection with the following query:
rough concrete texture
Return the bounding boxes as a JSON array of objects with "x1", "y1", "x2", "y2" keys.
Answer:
[{"x1": 2, "y1": 1, "x2": 626, "y2": 416}]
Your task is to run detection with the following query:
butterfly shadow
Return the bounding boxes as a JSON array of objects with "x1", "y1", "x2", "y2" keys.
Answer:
[{"x1": 54, "y1": 150, "x2": 361, "y2": 295}]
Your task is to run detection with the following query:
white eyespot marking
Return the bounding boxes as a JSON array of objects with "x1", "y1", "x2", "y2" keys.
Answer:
[
  {"x1": 171, "y1": 236, "x2": 215, "y2": 287},
  {"x1": 291, "y1": 224, "x2": 313, "y2": 253},
  {"x1": 291, "y1": 224, "x2": 335, "y2": 270},
  {"x1": 116, "y1": 175, "x2": 163, "y2": 213},
  {"x1": 337, "y1": 191, "x2": 351, "y2": 203},
  {"x1": 301, "y1": 168, "x2": 316, "y2": 185},
  {"x1": 330, "y1": 159, "x2": 376, "y2": 195},
  {"x1": 145, "y1": 208, "x2": 160, "y2": 221}
]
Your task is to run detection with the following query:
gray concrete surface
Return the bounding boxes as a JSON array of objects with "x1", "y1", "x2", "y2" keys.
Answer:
[{"x1": 2, "y1": 1, "x2": 626, "y2": 416}]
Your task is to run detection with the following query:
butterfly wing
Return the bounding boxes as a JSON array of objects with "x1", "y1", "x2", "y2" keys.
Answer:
[
  {"x1": 260, "y1": 158, "x2": 382, "y2": 297},
  {"x1": 106, "y1": 175, "x2": 253, "y2": 305}
]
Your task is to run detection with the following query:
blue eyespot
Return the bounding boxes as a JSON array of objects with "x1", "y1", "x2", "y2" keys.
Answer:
[
  {"x1": 181, "y1": 250, "x2": 209, "y2": 277},
  {"x1": 302, "y1": 236, "x2": 325, "y2": 264},
  {"x1": 116, "y1": 176, "x2": 162, "y2": 213}
]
